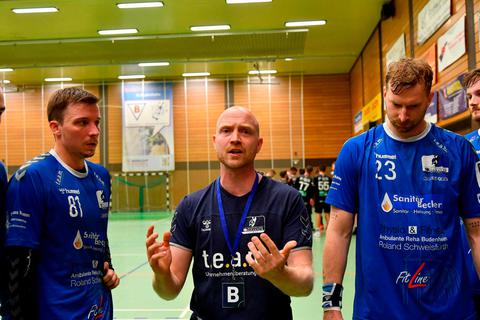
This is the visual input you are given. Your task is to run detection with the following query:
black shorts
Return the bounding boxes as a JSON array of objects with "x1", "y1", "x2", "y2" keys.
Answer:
[{"x1": 315, "y1": 201, "x2": 330, "y2": 213}]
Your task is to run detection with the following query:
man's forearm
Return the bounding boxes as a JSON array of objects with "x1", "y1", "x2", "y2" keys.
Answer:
[
  {"x1": 152, "y1": 270, "x2": 183, "y2": 300},
  {"x1": 322, "y1": 208, "x2": 354, "y2": 284},
  {"x1": 268, "y1": 260, "x2": 314, "y2": 296}
]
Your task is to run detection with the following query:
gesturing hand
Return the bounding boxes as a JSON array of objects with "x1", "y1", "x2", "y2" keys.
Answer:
[
  {"x1": 146, "y1": 225, "x2": 172, "y2": 275},
  {"x1": 245, "y1": 233, "x2": 297, "y2": 281}
]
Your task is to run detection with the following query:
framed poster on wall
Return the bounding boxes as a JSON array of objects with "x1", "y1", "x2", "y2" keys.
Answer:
[
  {"x1": 417, "y1": 0, "x2": 451, "y2": 44},
  {"x1": 438, "y1": 74, "x2": 466, "y2": 120},
  {"x1": 122, "y1": 81, "x2": 175, "y2": 172},
  {"x1": 418, "y1": 44, "x2": 437, "y2": 85},
  {"x1": 386, "y1": 34, "x2": 406, "y2": 68},
  {"x1": 437, "y1": 16, "x2": 465, "y2": 72}
]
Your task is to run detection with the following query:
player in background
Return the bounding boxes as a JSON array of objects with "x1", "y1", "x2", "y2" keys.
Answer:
[
  {"x1": 293, "y1": 166, "x2": 315, "y2": 232},
  {"x1": 4, "y1": 88, "x2": 119, "y2": 319},
  {"x1": 312, "y1": 165, "x2": 332, "y2": 236},
  {"x1": 323, "y1": 58, "x2": 480, "y2": 319}
]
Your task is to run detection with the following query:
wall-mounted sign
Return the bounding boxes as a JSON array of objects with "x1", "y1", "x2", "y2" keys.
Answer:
[
  {"x1": 418, "y1": 44, "x2": 437, "y2": 85},
  {"x1": 122, "y1": 81, "x2": 175, "y2": 172},
  {"x1": 417, "y1": 0, "x2": 451, "y2": 44},
  {"x1": 437, "y1": 16, "x2": 465, "y2": 72},
  {"x1": 362, "y1": 93, "x2": 382, "y2": 125},
  {"x1": 438, "y1": 74, "x2": 466, "y2": 120},
  {"x1": 354, "y1": 110, "x2": 363, "y2": 133},
  {"x1": 386, "y1": 34, "x2": 406, "y2": 69}
]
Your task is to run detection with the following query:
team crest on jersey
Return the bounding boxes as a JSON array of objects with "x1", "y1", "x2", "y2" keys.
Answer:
[
  {"x1": 201, "y1": 219, "x2": 211, "y2": 232},
  {"x1": 421, "y1": 155, "x2": 449, "y2": 174},
  {"x1": 242, "y1": 216, "x2": 265, "y2": 234},
  {"x1": 96, "y1": 190, "x2": 109, "y2": 209}
]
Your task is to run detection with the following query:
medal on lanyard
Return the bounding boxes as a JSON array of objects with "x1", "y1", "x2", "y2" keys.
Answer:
[
  {"x1": 216, "y1": 173, "x2": 259, "y2": 279},
  {"x1": 216, "y1": 174, "x2": 258, "y2": 309}
]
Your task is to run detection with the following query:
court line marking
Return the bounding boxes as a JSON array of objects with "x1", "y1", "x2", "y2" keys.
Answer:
[{"x1": 119, "y1": 261, "x2": 148, "y2": 280}]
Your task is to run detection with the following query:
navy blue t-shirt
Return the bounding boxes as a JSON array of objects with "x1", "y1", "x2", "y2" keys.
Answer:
[
  {"x1": 5, "y1": 151, "x2": 113, "y2": 319},
  {"x1": 170, "y1": 175, "x2": 312, "y2": 320},
  {"x1": 0, "y1": 161, "x2": 8, "y2": 315},
  {"x1": 327, "y1": 123, "x2": 480, "y2": 320}
]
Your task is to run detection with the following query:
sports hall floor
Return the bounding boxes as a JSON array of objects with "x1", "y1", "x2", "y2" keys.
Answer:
[{"x1": 109, "y1": 212, "x2": 356, "y2": 320}]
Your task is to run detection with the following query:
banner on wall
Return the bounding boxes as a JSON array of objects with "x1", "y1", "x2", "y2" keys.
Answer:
[
  {"x1": 438, "y1": 74, "x2": 467, "y2": 120},
  {"x1": 122, "y1": 81, "x2": 175, "y2": 172},
  {"x1": 362, "y1": 93, "x2": 382, "y2": 125},
  {"x1": 437, "y1": 16, "x2": 465, "y2": 72},
  {"x1": 424, "y1": 91, "x2": 438, "y2": 123},
  {"x1": 353, "y1": 111, "x2": 363, "y2": 133},
  {"x1": 418, "y1": 44, "x2": 437, "y2": 85},
  {"x1": 417, "y1": 0, "x2": 451, "y2": 45},
  {"x1": 386, "y1": 34, "x2": 406, "y2": 69}
]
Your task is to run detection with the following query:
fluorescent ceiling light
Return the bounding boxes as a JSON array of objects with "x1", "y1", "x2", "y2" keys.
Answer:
[
  {"x1": 138, "y1": 62, "x2": 170, "y2": 67},
  {"x1": 226, "y1": 0, "x2": 271, "y2": 3},
  {"x1": 118, "y1": 75, "x2": 146, "y2": 80},
  {"x1": 1, "y1": 80, "x2": 11, "y2": 84},
  {"x1": 249, "y1": 70, "x2": 277, "y2": 75},
  {"x1": 284, "y1": 58, "x2": 293, "y2": 61},
  {"x1": 285, "y1": 20, "x2": 326, "y2": 27},
  {"x1": 182, "y1": 72, "x2": 210, "y2": 77},
  {"x1": 98, "y1": 28, "x2": 138, "y2": 35},
  {"x1": 117, "y1": 2, "x2": 164, "y2": 8},
  {"x1": 12, "y1": 7, "x2": 58, "y2": 14},
  {"x1": 44, "y1": 77, "x2": 72, "y2": 82},
  {"x1": 0, "y1": 68, "x2": 13, "y2": 72},
  {"x1": 190, "y1": 25, "x2": 230, "y2": 32}
]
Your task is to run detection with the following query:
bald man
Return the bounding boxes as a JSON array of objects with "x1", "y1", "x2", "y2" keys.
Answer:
[
  {"x1": 0, "y1": 88, "x2": 8, "y2": 317},
  {"x1": 146, "y1": 106, "x2": 313, "y2": 320}
]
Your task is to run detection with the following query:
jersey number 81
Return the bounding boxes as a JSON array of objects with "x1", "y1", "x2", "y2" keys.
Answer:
[{"x1": 68, "y1": 195, "x2": 84, "y2": 218}]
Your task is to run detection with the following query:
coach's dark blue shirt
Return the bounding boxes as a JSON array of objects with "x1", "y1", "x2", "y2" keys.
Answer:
[{"x1": 170, "y1": 175, "x2": 312, "y2": 320}]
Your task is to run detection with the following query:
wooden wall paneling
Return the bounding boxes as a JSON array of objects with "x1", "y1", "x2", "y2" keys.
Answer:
[
  {"x1": 246, "y1": 82, "x2": 272, "y2": 161},
  {"x1": 107, "y1": 83, "x2": 122, "y2": 165},
  {"x1": 350, "y1": 58, "x2": 364, "y2": 119},
  {"x1": 303, "y1": 75, "x2": 351, "y2": 159},
  {"x1": 207, "y1": 79, "x2": 226, "y2": 170},
  {"x1": 24, "y1": 88, "x2": 45, "y2": 161},
  {"x1": 381, "y1": 0, "x2": 411, "y2": 79},
  {"x1": 270, "y1": 77, "x2": 294, "y2": 159},
  {"x1": 183, "y1": 79, "x2": 209, "y2": 162},
  {"x1": 362, "y1": 29, "x2": 382, "y2": 103},
  {"x1": 173, "y1": 80, "x2": 187, "y2": 162},
  {"x1": 290, "y1": 75, "x2": 304, "y2": 166},
  {"x1": 4, "y1": 92, "x2": 25, "y2": 166}
]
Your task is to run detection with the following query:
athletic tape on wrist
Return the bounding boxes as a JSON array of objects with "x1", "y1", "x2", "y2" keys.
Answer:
[{"x1": 322, "y1": 283, "x2": 343, "y2": 310}]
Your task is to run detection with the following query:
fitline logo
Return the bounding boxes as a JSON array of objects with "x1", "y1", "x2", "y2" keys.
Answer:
[{"x1": 396, "y1": 262, "x2": 428, "y2": 289}]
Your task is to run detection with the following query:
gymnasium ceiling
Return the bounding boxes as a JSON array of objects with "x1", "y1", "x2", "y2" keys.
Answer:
[{"x1": 0, "y1": 0, "x2": 388, "y2": 85}]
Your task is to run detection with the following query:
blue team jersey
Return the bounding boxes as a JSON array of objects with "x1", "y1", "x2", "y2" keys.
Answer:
[
  {"x1": 327, "y1": 123, "x2": 480, "y2": 320},
  {"x1": 170, "y1": 176, "x2": 312, "y2": 320},
  {"x1": 5, "y1": 150, "x2": 112, "y2": 320},
  {"x1": 464, "y1": 129, "x2": 480, "y2": 294},
  {"x1": 466, "y1": 129, "x2": 480, "y2": 157}
]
